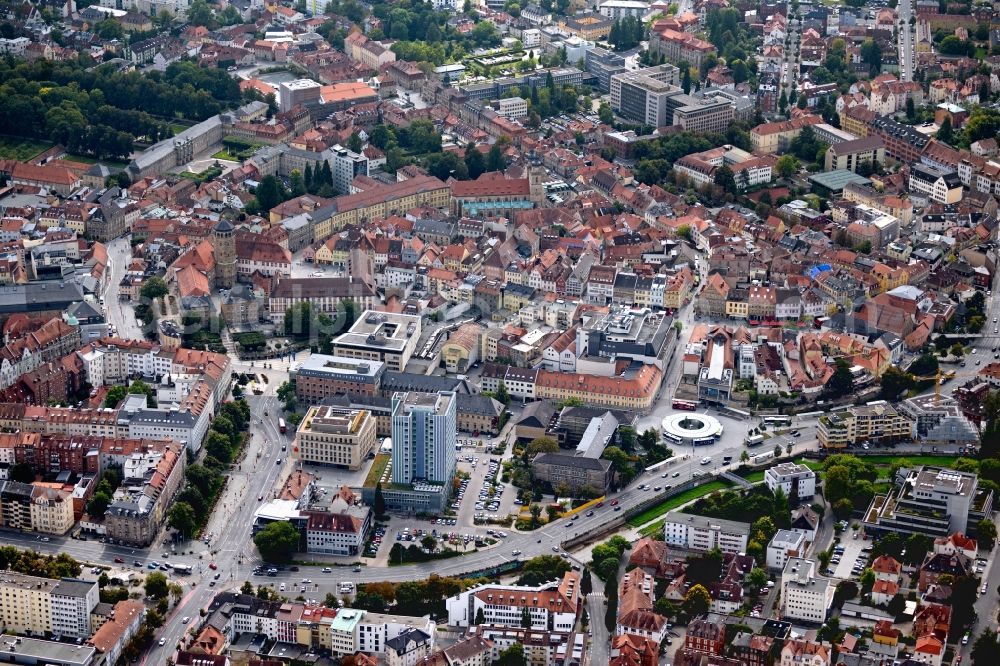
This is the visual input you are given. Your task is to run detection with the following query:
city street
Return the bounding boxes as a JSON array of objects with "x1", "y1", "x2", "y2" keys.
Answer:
[
  {"x1": 102, "y1": 237, "x2": 144, "y2": 341},
  {"x1": 898, "y1": 0, "x2": 915, "y2": 82}
]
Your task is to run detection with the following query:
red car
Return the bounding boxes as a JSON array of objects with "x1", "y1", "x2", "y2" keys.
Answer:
[
  {"x1": 595, "y1": 502, "x2": 604, "y2": 508},
  {"x1": 208, "y1": 562, "x2": 218, "y2": 570},
  {"x1": 610, "y1": 499, "x2": 619, "y2": 506},
  {"x1": 113, "y1": 557, "x2": 124, "y2": 564}
]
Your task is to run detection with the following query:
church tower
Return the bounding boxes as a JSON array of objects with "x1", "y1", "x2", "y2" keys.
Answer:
[{"x1": 212, "y1": 219, "x2": 236, "y2": 289}]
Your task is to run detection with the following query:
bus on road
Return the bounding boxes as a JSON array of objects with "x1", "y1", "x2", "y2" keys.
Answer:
[
  {"x1": 278, "y1": 418, "x2": 286, "y2": 434},
  {"x1": 762, "y1": 416, "x2": 791, "y2": 427},
  {"x1": 171, "y1": 563, "x2": 192, "y2": 575},
  {"x1": 672, "y1": 399, "x2": 699, "y2": 411}
]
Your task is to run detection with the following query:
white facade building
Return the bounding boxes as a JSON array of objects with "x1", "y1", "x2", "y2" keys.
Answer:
[
  {"x1": 767, "y1": 530, "x2": 806, "y2": 571},
  {"x1": 445, "y1": 572, "x2": 581, "y2": 631},
  {"x1": 780, "y1": 557, "x2": 834, "y2": 623},
  {"x1": 498, "y1": 97, "x2": 529, "y2": 120},
  {"x1": 662, "y1": 512, "x2": 750, "y2": 554},
  {"x1": 765, "y1": 462, "x2": 817, "y2": 501}
]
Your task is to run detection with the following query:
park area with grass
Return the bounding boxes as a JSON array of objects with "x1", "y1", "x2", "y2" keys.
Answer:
[
  {"x1": 629, "y1": 480, "x2": 732, "y2": 533},
  {"x1": 180, "y1": 164, "x2": 224, "y2": 183},
  {"x1": 0, "y1": 137, "x2": 51, "y2": 161}
]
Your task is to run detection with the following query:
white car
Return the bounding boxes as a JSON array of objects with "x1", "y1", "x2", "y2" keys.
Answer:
[
  {"x1": 700, "y1": 457, "x2": 712, "y2": 465},
  {"x1": 159, "y1": 638, "x2": 167, "y2": 646}
]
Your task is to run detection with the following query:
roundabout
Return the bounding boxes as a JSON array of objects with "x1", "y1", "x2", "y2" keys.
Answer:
[{"x1": 661, "y1": 412, "x2": 723, "y2": 446}]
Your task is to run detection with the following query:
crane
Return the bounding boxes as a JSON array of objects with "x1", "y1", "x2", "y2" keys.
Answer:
[{"x1": 911, "y1": 368, "x2": 956, "y2": 406}]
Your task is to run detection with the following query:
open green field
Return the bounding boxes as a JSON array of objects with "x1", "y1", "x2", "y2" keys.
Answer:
[
  {"x1": 629, "y1": 480, "x2": 731, "y2": 530},
  {"x1": 0, "y1": 137, "x2": 52, "y2": 161},
  {"x1": 212, "y1": 149, "x2": 242, "y2": 161},
  {"x1": 863, "y1": 455, "x2": 958, "y2": 468}
]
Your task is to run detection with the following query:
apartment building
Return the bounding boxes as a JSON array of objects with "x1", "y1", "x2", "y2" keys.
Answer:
[
  {"x1": 764, "y1": 462, "x2": 817, "y2": 501},
  {"x1": 305, "y1": 507, "x2": 372, "y2": 556},
  {"x1": 294, "y1": 405, "x2": 377, "y2": 470},
  {"x1": 610, "y1": 65, "x2": 681, "y2": 127},
  {"x1": 531, "y1": 453, "x2": 613, "y2": 494},
  {"x1": 386, "y1": 628, "x2": 433, "y2": 666},
  {"x1": 781, "y1": 640, "x2": 831, "y2": 666},
  {"x1": 104, "y1": 442, "x2": 186, "y2": 546},
  {"x1": 446, "y1": 571, "x2": 581, "y2": 631},
  {"x1": 310, "y1": 175, "x2": 451, "y2": 242},
  {"x1": 869, "y1": 115, "x2": 931, "y2": 163},
  {"x1": 498, "y1": 97, "x2": 528, "y2": 120},
  {"x1": 909, "y1": 164, "x2": 963, "y2": 204},
  {"x1": 817, "y1": 401, "x2": 914, "y2": 448},
  {"x1": 864, "y1": 465, "x2": 993, "y2": 538},
  {"x1": 672, "y1": 97, "x2": 735, "y2": 135},
  {"x1": 332, "y1": 311, "x2": 421, "y2": 373},
  {"x1": 330, "y1": 145, "x2": 370, "y2": 195},
  {"x1": 751, "y1": 115, "x2": 823, "y2": 154},
  {"x1": 86, "y1": 600, "x2": 145, "y2": 666},
  {"x1": 0, "y1": 572, "x2": 98, "y2": 638},
  {"x1": 662, "y1": 512, "x2": 750, "y2": 554},
  {"x1": 649, "y1": 26, "x2": 716, "y2": 69},
  {"x1": 824, "y1": 137, "x2": 886, "y2": 173},
  {"x1": 268, "y1": 277, "x2": 378, "y2": 325},
  {"x1": 29, "y1": 485, "x2": 74, "y2": 535},
  {"x1": 210, "y1": 593, "x2": 434, "y2": 656},
  {"x1": 780, "y1": 557, "x2": 833, "y2": 623},
  {"x1": 292, "y1": 354, "x2": 385, "y2": 403},
  {"x1": 533, "y1": 364, "x2": 663, "y2": 412},
  {"x1": 767, "y1": 530, "x2": 806, "y2": 570}
]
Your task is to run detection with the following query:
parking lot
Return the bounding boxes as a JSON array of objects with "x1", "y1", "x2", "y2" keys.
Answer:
[{"x1": 829, "y1": 528, "x2": 871, "y2": 579}]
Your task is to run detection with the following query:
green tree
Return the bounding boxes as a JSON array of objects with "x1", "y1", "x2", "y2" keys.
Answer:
[
  {"x1": 487, "y1": 144, "x2": 506, "y2": 172},
  {"x1": 253, "y1": 521, "x2": 300, "y2": 563},
  {"x1": 776, "y1": 154, "x2": 799, "y2": 178},
  {"x1": 937, "y1": 116, "x2": 953, "y2": 143},
  {"x1": 526, "y1": 437, "x2": 559, "y2": 457},
  {"x1": 465, "y1": 147, "x2": 486, "y2": 180},
  {"x1": 978, "y1": 519, "x2": 997, "y2": 549},
  {"x1": 140, "y1": 277, "x2": 168, "y2": 300},
  {"x1": 128, "y1": 380, "x2": 156, "y2": 408},
  {"x1": 205, "y1": 431, "x2": 234, "y2": 464},
  {"x1": 253, "y1": 175, "x2": 287, "y2": 213},
  {"x1": 104, "y1": 385, "x2": 128, "y2": 407},
  {"x1": 87, "y1": 491, "x2": 112, "y2": 518},
  {"x1": 168, "y1": 502, "x2": 197, "y2": 538},
  {"x1": 748, "y1": 567, "x2": 769, "y2": 591},
  {"x1": 972, "y1": 629, "x2": 1000, "y2": 666},
  {"x1": 9, "y1": 463, "x2": 33, "y2": 484},
  {"x1": 581, "y1": 567, "x2": 593, "y2": 595},
  {"x1": 598, "y1": 102, "x2": 614, "y2": 124},
  {"x1": 499, "y1": 643, "x2": 527, "y2": 666},
  {"x1": 714, "y1": 165, "x2": 737, "y2": 194},
  {"x1": 187, "y1": 0, "x2": 213, "y2": 25},
  {"x1": 683, "y1": 583, "x2": 711, "y2": 616},
  {"x1": 879, "y1": 367, "x2": 915, "y2": 400},
  {"x1": 289, "y1": 169, "x2": 306, "y2": 197},
  {"x1": 348, "y1": 132, "x2": 364, "y2": 154},
  {"x1": 832, "y1": 498, "x2": 853, "y2": 520},
  {"x1": 860, "y1": 38, "x2": 882, "y2": 75},
  {"x1": 495, "y1": 380, "x2": 510, "y2": 405},
  {"x1": 681, "y1": 66, "x2": 692, "y2": 94},
  {"x1": 145, "y1": 572, "x2": 169, "y2": 599},
  {"x1": 825, "y1": 359, "x2": 854, "y2": 398}
]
